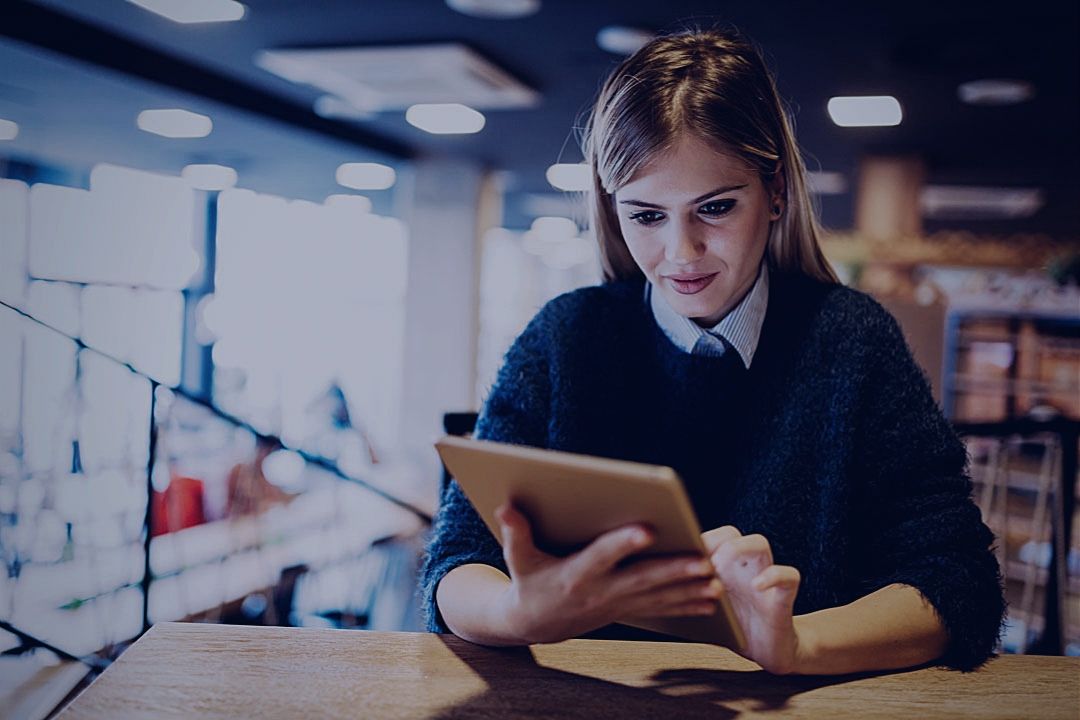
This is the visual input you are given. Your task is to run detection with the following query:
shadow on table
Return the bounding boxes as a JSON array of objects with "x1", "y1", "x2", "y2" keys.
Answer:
[{"x1": 430, "y1": 635, "x2": 879, "y2": 719}]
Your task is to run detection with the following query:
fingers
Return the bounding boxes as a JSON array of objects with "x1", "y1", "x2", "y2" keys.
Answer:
[
  {"x1": 647, "y1": 600, "x2": 719, "y2": 618},
  {"x1": 701, "y1": 525, "x2": 741, "y2": 554},
  {"x1": 607, "y1": 555, "x2": 714, "y2": 598},
  {"x1": 752, "y1": 564, "x2": 800, "y2": 593},
  {"x1": 752, "y1": 565, "x2": 801, "y2": 613},
  {"x1": 496, "y1": 503, "x2": 545, "y2": 575},
  {"x1": 711, "y1": 533, "x2": 774, "y2": 582},
  {"x1": 572, "y1": 523, "x2": 653, "y2": 576},
  {"x1": 622, "y1": 577, "x2": 724, "y2": 618}
]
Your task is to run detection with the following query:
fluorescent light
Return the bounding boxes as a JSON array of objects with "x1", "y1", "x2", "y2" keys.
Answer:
[
  {"x1": 806, "y1": 171, "x2": 847, "y2": 195},
  {"x1": 125, "y1": 0, "x2": 246, "y2": 24},
  {"x1": 921, "y1": 186, "x2": 1043, "y2": 220},
  {"x1": 827, "y1": 96, "x2": 902, "y2": 127},
  {"x1": 546, "y1": 163, "x2": 591, "y2": 192},
  {"x1": 445, "y1": 0, "x2": 539, "y2": 19},
  {"x1": 325, "y1": 194, "x2": 373, "y2": 213},
  {"x1": 958, "y1": 79, "x2": 1035, "y2": 106},
  {"x1": 596, "y1": 26, "x2": 654, "y2": 55},
  {"x1": 314, "y1": 95, "x2": 375, "y2": 121},
  {"x1": 405, "y1": 103, "x2": 486, "y2": 135},
  {"x1": 0, "y1": 119, "x2": 17, "y2": 140},
  {"x1": 336, "y1": 163, "x2": 396, "y2": 190},
  {"x1": 137, "y1": 109, "x2": 212, "y2": 138},
  {"x1": 182, "y1": 164, "x2": 237, "y2": 191}
]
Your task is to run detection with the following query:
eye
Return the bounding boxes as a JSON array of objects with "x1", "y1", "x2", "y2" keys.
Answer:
[
  {"x1": 699, "y1": 199, "x2": 736, "y2": 217},
  {"x1": 628, "y1": 209, "x2": 665, "y2": 226}
]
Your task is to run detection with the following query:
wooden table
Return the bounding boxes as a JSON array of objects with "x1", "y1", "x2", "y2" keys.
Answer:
[{"x1": 57, "y1": 623, "x2": 1079, "y2": 719}]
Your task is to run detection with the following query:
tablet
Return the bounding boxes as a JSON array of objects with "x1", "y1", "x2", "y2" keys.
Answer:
[{"x1": 434, "y1": 435, "x2": 746, "y2": 651}]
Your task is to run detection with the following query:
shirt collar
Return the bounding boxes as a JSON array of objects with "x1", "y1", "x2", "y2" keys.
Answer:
[{"x1": 646, "y1": 262, "x2": 770, "y2": 368}]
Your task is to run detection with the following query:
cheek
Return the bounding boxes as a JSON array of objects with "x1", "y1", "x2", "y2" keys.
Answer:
[{"x1": 620, "y1": 229, "x2": 660, "y2": 271}]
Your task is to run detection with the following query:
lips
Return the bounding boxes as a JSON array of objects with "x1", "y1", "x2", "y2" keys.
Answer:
[{"x1": 665, "y1": 272, "x2": 718, "y2": 295}]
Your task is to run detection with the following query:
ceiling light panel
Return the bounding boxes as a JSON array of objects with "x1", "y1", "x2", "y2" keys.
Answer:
[
  {"x1": 255, "y1": 44, "x2": 539, "y2": 112},
  {"x1": 336, "y1": 163, "x2": 396, "y2": 190},
  {"x1": 921, "y1": 186, "x2": 1043, "y2": 220},
  {"x1": 0, "y1": 119, "x2": 18, "y2": 140},
  {"x1": 445, "y1": 0, "x2": 540, "y2": 19},
  {"x1": 958, "y1": 79, "x2": 1035, "y2": 106},
  {"x1": 546, "y1": 163, "x2": 591, "y2": 192},
  {"x1": 405, "y1": 104, "x2": 485, "y2": 134},
  {"x1": 827, "y1": 96, "x2": 902, "y2": 127},
  {"x1": 137, "y1": 109, "x2": 213, "y2": 138},
  {"x1": 596, "y1": 26, "x2": 654, "y2": 55},
  {"x1": 125, "y1": 0, "x2": 246, "y2": 24}
]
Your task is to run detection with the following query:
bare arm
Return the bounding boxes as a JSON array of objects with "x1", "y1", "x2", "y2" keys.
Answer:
[
  {"x1": 792, "y1": 583, "x2": 947, "y2": 675},
  {"x1": 436, "y1": 564, "x2": 522, "y2": 646}
]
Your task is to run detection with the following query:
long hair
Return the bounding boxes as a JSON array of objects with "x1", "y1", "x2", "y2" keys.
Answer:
[{"x1": 582, "y1": 28, "x2": 838, "y2": 284}]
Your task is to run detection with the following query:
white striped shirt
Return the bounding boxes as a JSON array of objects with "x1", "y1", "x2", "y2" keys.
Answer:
[{"x1": 647, "y1": 262, "x2": 770, "y2": 368}]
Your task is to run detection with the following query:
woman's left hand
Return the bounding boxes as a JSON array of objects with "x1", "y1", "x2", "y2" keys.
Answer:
[{"x1": 702, "y1": 526, "x2": 805, "y2": 674}]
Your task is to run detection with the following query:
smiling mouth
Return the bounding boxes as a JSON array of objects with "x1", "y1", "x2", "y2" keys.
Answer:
[{"x1": 666, "y1": 273, "x2": 718, "y2": 295}]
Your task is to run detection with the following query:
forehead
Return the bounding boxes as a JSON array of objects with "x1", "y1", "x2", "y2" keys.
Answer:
[{"x1": 617, "y1": 134, "x2": 756, "y2": 198}]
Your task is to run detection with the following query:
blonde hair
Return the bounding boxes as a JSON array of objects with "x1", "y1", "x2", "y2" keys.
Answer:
[{"x1": 582, "y1": 28, "x2": 838, "y2": 284}]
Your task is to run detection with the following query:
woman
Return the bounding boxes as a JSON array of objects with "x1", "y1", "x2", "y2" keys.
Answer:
[{"x1": 420, "y1": 28, "x2": 1004, "y2": 675}]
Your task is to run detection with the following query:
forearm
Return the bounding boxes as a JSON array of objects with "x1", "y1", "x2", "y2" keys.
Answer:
[
  {"x1": 435, "y1": 564, "x2": 527, "y2": 646},
  {"x1": 792, "y1": 583, "x2": 948, "y2": 675}
]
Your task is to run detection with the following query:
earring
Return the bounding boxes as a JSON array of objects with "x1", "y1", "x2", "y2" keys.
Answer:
[{"x1": 771, "y1": 202, "x2": 782, "y2": 218}]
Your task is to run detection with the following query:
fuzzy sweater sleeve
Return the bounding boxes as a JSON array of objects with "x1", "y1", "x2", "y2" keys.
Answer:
[
  {"x1": 418, "y1": 307, "x2": 554, "y2": 633},
  {"x1": 851, "y1": 302, "x2": 1005, "y2": 671}
]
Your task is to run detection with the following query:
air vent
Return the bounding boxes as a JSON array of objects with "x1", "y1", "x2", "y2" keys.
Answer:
[{"x1": 255, "y1": 43, "x2": 539, "y2": 113}]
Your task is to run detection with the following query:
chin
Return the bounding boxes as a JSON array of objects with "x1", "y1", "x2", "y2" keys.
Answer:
[{"x1": 663, "y1": 290, "x2": 721, "y2": 321}]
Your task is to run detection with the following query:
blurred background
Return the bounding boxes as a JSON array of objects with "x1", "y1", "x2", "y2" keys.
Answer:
[{"x1": 0, "y1": 0, "x2": 1077, "y2": 715}]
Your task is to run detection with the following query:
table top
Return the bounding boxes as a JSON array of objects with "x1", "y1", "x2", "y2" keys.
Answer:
[{"x1": 58, "y1": 622, "x2": 1080, "y2": 719}]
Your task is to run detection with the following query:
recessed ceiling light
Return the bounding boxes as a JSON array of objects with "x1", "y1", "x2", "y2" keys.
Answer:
[
  {"x1": 546, "y1": 163, "x2": 591, "y2": 192},
  {"x1": 445, "y1": 0, "x2": 539, "y2": 19},
  {"x1": 137, "y1": 109, "x2": 213, "y2": 138},
  {"x1": 182, "y1": 164, "x2": 237, "y2": 191},
  {"x1": 336, "y1": 163, "x2": 396, "y2": 190},
  {"x1": 0, "y1": 118, "x2": 18, "y2": 140},
  {"x1": 596, "y1": 26, "x2": 654, "y2": 55},
  {"x1": 958, "y1": 79, "x2": 1035, "y2": 106},
  {"x1": 806, "y1": 171, "x2": 848, "y2": 195},
  {"x1": 125, "y1": 0, "x2": 246, "y2": 24},
  {"x1": 405, "y1": 103, "x2": 486, "y2": 134},
  {"x1": 827, "y1": 96, "x2": 902, "y2": 127}
]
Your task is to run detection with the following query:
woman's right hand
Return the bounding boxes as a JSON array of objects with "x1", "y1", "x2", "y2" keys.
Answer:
[{"x1": 492, "y1": 503, "x2": 723, "y2": 644}]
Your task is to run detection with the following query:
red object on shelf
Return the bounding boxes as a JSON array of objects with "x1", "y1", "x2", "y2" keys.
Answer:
[{"x1": 151, "y1": 474, "x2": 207, "y2": 537}]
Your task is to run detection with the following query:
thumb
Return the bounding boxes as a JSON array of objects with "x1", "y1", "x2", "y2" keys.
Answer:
[{"x1": 497, "y1": 503, "x2": 545, "y2": 575}]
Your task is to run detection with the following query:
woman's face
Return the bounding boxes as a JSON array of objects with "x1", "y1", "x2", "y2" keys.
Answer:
[{"x1": 614, "y1": 133, "x2": 780, "y2": 327}]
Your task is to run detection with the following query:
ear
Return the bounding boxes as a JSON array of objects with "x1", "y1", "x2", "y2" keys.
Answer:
[
  {"x1": 768, "y1": 161, "x2": 786, "y2": 218},
  {"x1": 769, "y1": 161, "x2": 786, "y2": 199}
]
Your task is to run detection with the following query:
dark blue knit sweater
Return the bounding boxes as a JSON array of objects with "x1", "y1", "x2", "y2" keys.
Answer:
[{"x1": 420, "y1": 271, "x2": 1005, "y2": 671}]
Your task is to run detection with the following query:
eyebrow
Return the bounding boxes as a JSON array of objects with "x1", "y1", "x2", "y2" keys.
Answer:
[{"x1": 618, "y1": 184, "x2": 749, "y2": 209}]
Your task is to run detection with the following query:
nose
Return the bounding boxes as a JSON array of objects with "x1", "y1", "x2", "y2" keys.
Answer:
[{"x1": 663, "y1": 218, "x2": 706, "y2": 266}]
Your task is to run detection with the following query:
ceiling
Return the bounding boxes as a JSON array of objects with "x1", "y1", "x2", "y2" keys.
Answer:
[{"x1": 2, "y1": 0, "x2": 1078, "y2": 234}]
